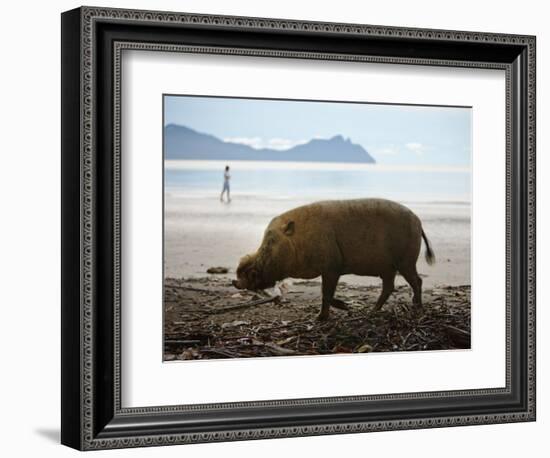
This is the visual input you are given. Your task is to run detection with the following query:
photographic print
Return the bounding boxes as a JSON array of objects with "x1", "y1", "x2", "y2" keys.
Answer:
[
  {"x1": 61, "y1": 9, "x2": 536, "y2": 447},
  {"x1": 163, "y1": 95, "x2": 472, "y2": 361}
]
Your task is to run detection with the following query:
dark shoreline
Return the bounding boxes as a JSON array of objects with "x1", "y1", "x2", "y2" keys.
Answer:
[{"x1": 164, "y1": 276, "x2": 471, "y2": 361}]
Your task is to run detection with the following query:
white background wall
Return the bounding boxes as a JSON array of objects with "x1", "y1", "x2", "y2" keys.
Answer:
[{"x1": 0, "y1": 0, "x2": 545, "y2": 456}]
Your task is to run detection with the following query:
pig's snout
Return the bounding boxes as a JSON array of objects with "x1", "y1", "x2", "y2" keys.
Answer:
[{"x1": 232, "y1": 279, "x2": 242, "y2": 289}]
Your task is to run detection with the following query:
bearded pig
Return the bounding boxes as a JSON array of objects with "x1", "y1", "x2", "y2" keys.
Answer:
[{"x1": 232, "y1": 198, "x2": 435, "y2": 321}]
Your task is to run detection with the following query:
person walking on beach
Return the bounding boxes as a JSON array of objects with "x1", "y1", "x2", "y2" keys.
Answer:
[{"x1": 220, "y1": 165, "x2": 231, "y2": 203}]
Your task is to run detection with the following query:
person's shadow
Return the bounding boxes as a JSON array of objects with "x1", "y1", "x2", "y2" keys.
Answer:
[{"x1": 35, "y1": 428, "x2": 59, "y2": 443}]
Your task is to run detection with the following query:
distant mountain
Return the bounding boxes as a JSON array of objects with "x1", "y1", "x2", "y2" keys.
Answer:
[{"x1": 164, "y1": 124, "x2": 375, "y2": 163}]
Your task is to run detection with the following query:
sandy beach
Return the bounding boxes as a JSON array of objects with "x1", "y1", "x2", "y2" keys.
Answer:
[
  {"x1": 164, "y1": 192, "x2": 470, "y2": 289},
  {"x1": 163, "y1": 193, "x2": 471, "y2": 360}
]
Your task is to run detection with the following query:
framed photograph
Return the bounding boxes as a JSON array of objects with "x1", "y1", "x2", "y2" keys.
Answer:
[{"x1": 61, "y1": 6, "x2": 536, "y2": 450}]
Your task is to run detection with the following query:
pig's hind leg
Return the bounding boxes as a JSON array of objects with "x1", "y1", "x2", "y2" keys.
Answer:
[
  {"x1": 398, "y1": 263, "x2": 423, "y2": 312},
  {"x1": 372, "y1": 271, "x2": 396, "y2": 312}
]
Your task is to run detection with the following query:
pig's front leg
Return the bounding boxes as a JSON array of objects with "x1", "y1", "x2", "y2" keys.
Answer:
[{"x1": 318, "y1": 273, "x2": 340, "y2": 321}]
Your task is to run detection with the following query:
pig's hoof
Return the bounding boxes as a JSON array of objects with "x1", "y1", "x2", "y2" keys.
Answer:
[
  {"x1": 316, "y1": 312, "x2": 330, "y2": 322},
  {"x1": 331, "y1": 298, "x2": 349, "y2": 311}
]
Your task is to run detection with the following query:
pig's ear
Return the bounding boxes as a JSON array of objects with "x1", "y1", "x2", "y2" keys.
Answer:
[{"x1": 282, "y1": 220, "x2": 295, "y2": 236}]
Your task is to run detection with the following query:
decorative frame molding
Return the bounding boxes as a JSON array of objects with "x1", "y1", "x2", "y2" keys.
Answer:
[{"x1": 61, "y1": 6, "x2": 536, "y2": 450}]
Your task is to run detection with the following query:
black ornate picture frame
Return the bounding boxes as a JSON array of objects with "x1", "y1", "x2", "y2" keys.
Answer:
[{"x1": 61, "y1": 6, "x2": 536, "y2": 450}]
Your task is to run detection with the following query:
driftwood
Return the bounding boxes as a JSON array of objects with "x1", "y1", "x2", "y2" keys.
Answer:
[
  {"x1": 208, "y1": 295, "x2": 279, "y2": 314},
  {"x1": 444, "y1": 324, "x2": 470, "y2": 336},
  {"x1": 166, "y1": 283, "x2": 280, "y2": 315},
  {"x1": 443, "y1": 324, "x2": 471, "y2": 347},
  {"x1": 264, "y1": 342, "x2": 297, "y2": 355},
  {"x1": 165, "y1": 284, "x2": 212, "y2": 294},
  {"x1": 164, "y1": 339, "x2": 202, "y2": 345},
  {"x1": 206, "y1": 267, "x2": 229, "y2": 274}
]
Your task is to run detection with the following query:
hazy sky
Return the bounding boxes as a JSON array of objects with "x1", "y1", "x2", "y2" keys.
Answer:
[{"x1": 164, "y1": 95, "x2": 471, "y2": 167}]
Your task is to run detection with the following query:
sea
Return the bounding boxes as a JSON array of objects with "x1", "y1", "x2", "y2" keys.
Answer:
[{"x1": 164, "y1": 160, "x2": 470, "y2": 204}]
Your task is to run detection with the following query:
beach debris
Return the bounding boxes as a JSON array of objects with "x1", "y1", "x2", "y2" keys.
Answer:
[
  {"x1": 356, "y1": 343, "x2": 373, "y2": 353},
  {"x1": 163, "y1": 277, "x2": 471, "y2": 360},
  {"x1": 164, "y1": 339, "x2": 202, "y2": 345},
  {"x1": 443, "y1": 324, "x2": 471, "y2": 347},
  {"x1": 277, "y1": 336, "x2": 298, "y2": 346},
  {"x1": 211, "y1": 295, "x2": 280, "y2": 314},
  {"x1": 206, "y1": 266, "x2": 229, "y2": 274},
  {"x1": 264, "y1": 280, "x2": 291, "y2": 299},
  {"x1": 264, "y1": 342, "x2": 297, "y2": 356},
  {"x1": 221, "y1": 320, "x2": 250, "y2": 329},
  {"x1": 179, "y1": 348, "x2": 200, "y2": 360}
]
